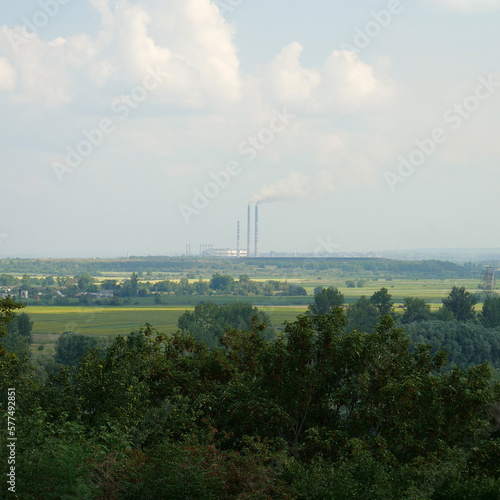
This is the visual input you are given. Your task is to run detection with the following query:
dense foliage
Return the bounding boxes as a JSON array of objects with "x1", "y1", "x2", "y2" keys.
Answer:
[
  {"x1": 1, "y1": 312, "x2": 33, "y2": 355},
  {"x1": 442, "y1": 286, "x2": 478, "y2": 322},
  {"x1": 0, "y1": 256, "x2": 481, "y2": 280},
  {"x1": 401, "y1": 297, "x2": 432, "y2": 324},
  {"x1": 306, "y1": 287, "x2": 344, "y2": 316},
  {"x1": 481, "y1": 294, "x2": 500, "y2": 328},
  {"x1": 54, "y1": 331, "x2": 102, "y2": 366},
  {"x1": 177, "y1": 302, "x2": 275, "y2": 348},
  {"x1": 1, "y1": 272, "x2": 309, "y2": 305},
  {"x1": 403, "y1": 320, "x2": 500, "y2": 371},
  {"x1": 1, "y1": 297, "x2": 500, "y2": 498}
]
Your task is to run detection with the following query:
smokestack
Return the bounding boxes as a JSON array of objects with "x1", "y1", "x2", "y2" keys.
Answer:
[
  {"x1": 254, "y1": 204, "x2": 259, "y2": 257},
  {"x1": 237, "y1": 221, "x2": 240, "y2": 258},
  {"x1": 247, "y1": 205, "x2": 251, "y2": 258}
]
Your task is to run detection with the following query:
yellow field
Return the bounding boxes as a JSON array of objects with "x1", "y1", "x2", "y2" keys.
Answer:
[{"x1": 27, "y1": 304, "x2": 306, "y2": 355}]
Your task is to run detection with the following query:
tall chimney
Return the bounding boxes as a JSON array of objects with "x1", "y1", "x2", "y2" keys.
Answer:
[
  {"x1": 254, "y1": 204, "x2": 259, "y2": 257},
  {"x1": 237, "y1": 221, "x2": 240, "y2": 258},
  {"x1": 247, "y1": 205, "x2": 251, "y2": 258}
]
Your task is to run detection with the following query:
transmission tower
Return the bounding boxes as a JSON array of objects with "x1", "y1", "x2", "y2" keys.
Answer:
[{"x1": 482, "y1": 266, "x2": 496, "y2": 292}]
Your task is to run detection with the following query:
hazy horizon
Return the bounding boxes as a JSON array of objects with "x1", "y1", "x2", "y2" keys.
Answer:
[{"x1": 1, "y1": 1, "x2": 500, "y2": 258}]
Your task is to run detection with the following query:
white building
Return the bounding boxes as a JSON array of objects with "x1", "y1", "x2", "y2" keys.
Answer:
[{"x1": 205, "y1": 248, "x2": 248, "y2": 258}]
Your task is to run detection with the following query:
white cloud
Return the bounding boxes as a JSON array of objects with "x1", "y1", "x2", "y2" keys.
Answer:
[
  {"x1": 0, "y1": 26, "x2": 100, "y2": 106},
  {"x1": 264, "y1": 42, "x2": 321, "y2": 103},
  {"x1": 89, "y1": 60, "x2": 117, "y2": 85},
  {"x1": 0, "y1": 0, "x2": 241, "y2": 108},
  {"x1": 429, "y1": 0, "x2": 500, "y2": 11},
  {"x1": 88, "y1": 0, "x2": 115, "y2": 30},
  {"x1": 0, "y1": 57, "x2": 16, "y2": 91},
  {"x1": 90, "y1": 0, "x2": 242, "y2": 107},
  {"x1": 251, "y1": 170, "x2": 336, "y2": 204},
  {"x1": 263, "y1": 43, "x2": 393, "y2": 113},
  {"x1": 115, "y1": 4, "x2": 173, "y2": 76}
]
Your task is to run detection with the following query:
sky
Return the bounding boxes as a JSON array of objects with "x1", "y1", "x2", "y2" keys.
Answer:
[{"x1": 1, "y1": 0, "x2": 500, "y2": 257}]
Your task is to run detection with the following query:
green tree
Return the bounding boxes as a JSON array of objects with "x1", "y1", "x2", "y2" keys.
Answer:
[
  {"x1": 57, "y1": 276, "x2": 68, "y2": 287},
  {"x1": 7, "y1": 312, "x2": 33, "y2": 344},
  {"x1": 401, "y1": 297, "x2": 432, "y2": 324},
  {"x1": 442, "y1": 286, "x2": 478, "y2": 322},
  {"x1": 21, "y1": 274, "x2": 31, "y2": 289},
  {"x1": 209, "y1": 273, "x2": 234, "y2": 293},
  {"x1": 54, "y1": 332, "x2": 100, "y2": 366},
  {"x1": 17, "y1": 312, "x2": 33, "y2": 340},
  {"x1": 0, "y1": 274, "x2": 18, "y2": 286},
  {"x1": 213, "y1": 311, "x2": 496, "y2": 470},
  {"x1": 307, "y1": 287, "x2": 344, "y2": 316},
  {"x1": 288, "y1": 285, "x2": 307, "y2": 297},
  {"x1": 481, "y1": 294, "x2": 500, "y2": 328},
  {"x1": 178, "y1": 302, "x2": 274, "y2": 347},
  {"x1": 194, "y1": 279, "x2": 209, "y2": 295},
  {"x1": 177, "y1": 277, "x2": 193, "y2": 295},
  {"x1": 43, "y1": 276, "x2": 56, "y2": 287},
  {"x1": 76, "y1": 273, "x2": 97, "y2": 292},
  {"x1": 370, "y1": 287, "x2": 394, "y2": 316},
  {"x1": 2, "y1": 299, "x2": 500, "y2": 499},
  {"x1": 121, "y1": 273, "x2": 140, "y2": 297},
  {"x1": 403, "y1": 319, "x2": 500, "y2": 370},
  {"x1": 131, "y1": 272, "x2": 139, "y2": 297},
  {"x1": 100, "y1": 279, "x2": 118, "y2": 290},
  {"x1": 433, "y1": 306, "x2": 455, "y2": 322},
  {"x1": 346, "y1": 296, "x2": 379, "y2": 333},
  {"x1": 2, "y1": 307, "x2": 32, "y2": 359},
  {"x1": 0, "y1": 298, "x2": 35, "y2": 417},
  {"x1": 72, "y1": 333, "x2": 151, "y2": 428}
]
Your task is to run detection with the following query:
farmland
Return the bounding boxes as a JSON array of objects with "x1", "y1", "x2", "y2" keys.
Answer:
[
  {"x1": 25, "y1": 275, "x2": 486, "y2": 355},
  {"x1": 1, "y1": 256, "x2": 489, "y2": 356},
  {"x1": 28, "y1": 305, "x2": 307, "y2": 355}
]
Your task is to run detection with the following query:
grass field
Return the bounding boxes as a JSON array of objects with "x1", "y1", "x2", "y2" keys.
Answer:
[
  {"x1": 28, "y1": 305, "x2": 307, "y2": 355},
  {"x1": 292, "y1": 278, "x2": 481, "y2": 302},
  {"x1": 28, "y1": 306, "x2": 190, "y2": 336}
]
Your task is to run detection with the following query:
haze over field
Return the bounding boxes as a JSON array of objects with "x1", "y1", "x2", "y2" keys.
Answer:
[{"x1": 1, "y1": 0, "x2": 499, "y2": 257}]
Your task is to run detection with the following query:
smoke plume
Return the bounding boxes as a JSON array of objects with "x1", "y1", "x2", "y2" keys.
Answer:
[{"x1": 250, "y1": 170, "x2": 336, "y2": 205}]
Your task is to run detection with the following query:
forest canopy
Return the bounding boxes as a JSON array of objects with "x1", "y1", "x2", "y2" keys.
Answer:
[{"x1": 1, "y1": 297, "x2": 500, "y2": 498}]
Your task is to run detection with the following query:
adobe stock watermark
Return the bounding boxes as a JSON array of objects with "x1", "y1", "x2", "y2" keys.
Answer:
[
  {"x1": 340, "y1": 0, "x2": 412, "y2": 55},
  {"x1": 4, "y1": 0, "x2": 72, "y2": 53},
  {"x1": 314, "y1": 236, "x2": 340, "y2": 256},
  {"x1": 52, "y1": 66, "x2": 167, "y2": 183},
  {"x1": 213, "y1": 0, "x2": 243, "y2": 15},
  {"x1": 64, "y1": 307, "x2": 98, "y2": 335},
  {"x1": 0, "y1": 233, "x2": 7, "y2": 245},
  {"x1": 178, "y1": 107, "x2": 295, "y2": 225},
  {"x1": 385, "y1": 75, "x2": 500, "y2": 192}
]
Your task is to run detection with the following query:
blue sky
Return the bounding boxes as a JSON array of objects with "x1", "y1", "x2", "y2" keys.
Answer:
[{"x1": 0, "y1": 0, "x2": 500, "y2": 257}]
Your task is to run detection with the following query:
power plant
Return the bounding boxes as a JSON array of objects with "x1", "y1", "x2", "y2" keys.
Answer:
[
  {"x1": 237, "y1": 221, "x2": 240, "y2": 258},
  {"x1": 246, "y1": 203, "x2": 260, "y2": 257},
  {"x1": 188, "y1": 203, "x2": 364, "y2": 258},
  {"x1": 254, "y1": 204, "x2": 259, "y2": 257},
  {"x1": 247, "y1": 205, "x2": 251, "y2": 258},
  {"x1": 192, "y1": 204, "x2": 261, "y2": 258}
]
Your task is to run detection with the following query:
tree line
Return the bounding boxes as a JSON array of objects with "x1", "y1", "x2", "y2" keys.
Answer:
[
  {"x1": 1, "y1": 272, "x2": 308, "y2": 305},
  {"x1": 0, "y1": 255, "x2": 484, "y2": 280},
  {"x1": 5, "y1": 285, "x2": 500, "y2": 379}
]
